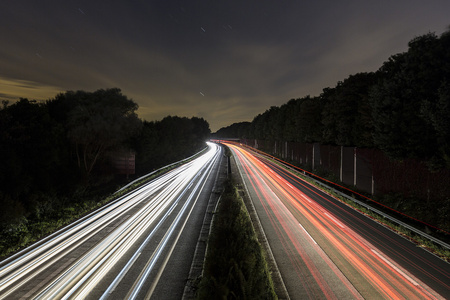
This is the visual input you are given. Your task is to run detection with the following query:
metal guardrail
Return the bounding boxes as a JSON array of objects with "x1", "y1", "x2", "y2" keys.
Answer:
[
  {"x1": 281, "y1": 163, "x2": 450, "y2": 251},
  {"x1": 115, "y1": 147, "x2": 208, "y2": 194}
]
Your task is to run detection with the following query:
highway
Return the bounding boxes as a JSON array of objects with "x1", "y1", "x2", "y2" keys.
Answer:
[
  {"x1": 225, "y1": 142, "x2": 449, "y2": 300},
  {"x1": 0, "y1": 142, "x2": 224, "y2": 300}
]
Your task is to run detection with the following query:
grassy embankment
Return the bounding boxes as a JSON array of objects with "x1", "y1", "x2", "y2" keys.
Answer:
[{"x1": 196, "y1": 177, "x2": 277, "y2": 299}]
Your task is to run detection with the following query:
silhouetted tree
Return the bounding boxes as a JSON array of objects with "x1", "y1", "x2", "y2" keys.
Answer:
[
  {"x1": 219, "y1": 30, "x2": 450, "y2": 170},
  {"x1": 212, "y1": 122, "x2": 250, "y2": 139},
  {"x1": 370, "y1": 32, "x2": 450, "y2": 167},
  {"x1": 60, "y1": 88, "x2": 142, "y2": 180},
  {"x1": 296, "y1": 96, "x2": 324, "y2": 143},
  {"x1": 0, "y1": 88, "x2": 210, "y2": 232},
  {"x1": 133, "y1": 115, "x2": 211, "y2": 175},
  {"x1": 322, "y1": 72, "x2": 378, "y2": 146},
  {"x1": 0, "y1": 98, "x2": 65, "y2": 222}
]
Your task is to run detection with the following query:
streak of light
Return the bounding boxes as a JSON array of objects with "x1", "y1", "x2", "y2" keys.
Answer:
[
  {"x1": 223, "y1": 141, "x2": 441, "y2": 299},
  {"x1": 128, "y1": 145, "x2": 219, "y2": 299},
  {"x1": 0, "y1": 142, "x2": 221, "y2": 299}
]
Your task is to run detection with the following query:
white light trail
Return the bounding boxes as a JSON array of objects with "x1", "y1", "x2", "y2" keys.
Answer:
[{"x1": 0, "y1": 142, "x2": 221, "y2": 299}]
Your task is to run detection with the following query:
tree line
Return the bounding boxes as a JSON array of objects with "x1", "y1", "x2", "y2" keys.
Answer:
[
  {"x1": 0, "y1": 88, "x2": 210, "y2": 228},
  {"x1": 213, "y1": 30, "x2": 450, "y2": 170}
]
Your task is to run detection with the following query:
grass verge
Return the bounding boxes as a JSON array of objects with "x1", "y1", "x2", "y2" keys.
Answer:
[{"x1": 196, "y1": 179, "x2": 277, "y2": 299}]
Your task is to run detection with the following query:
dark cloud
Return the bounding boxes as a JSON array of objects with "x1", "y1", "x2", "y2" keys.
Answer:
[{"x1": 1, "y1": 0, "x2": 449, "y2": 131}]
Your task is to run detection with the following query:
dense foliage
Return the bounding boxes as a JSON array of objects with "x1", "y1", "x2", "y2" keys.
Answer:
[
  {"x1": 211, "y1": 121, "x2": 251, "y2": 139},
  {"x1": 0, "y1": 88, "x2": 210, "y2": 237},
  {"x1": 133, "y1": 116, "x2": 211, "y2": 175},
  {"x1": 216, "y1": 31, "x2": 450, "y2": 169}
]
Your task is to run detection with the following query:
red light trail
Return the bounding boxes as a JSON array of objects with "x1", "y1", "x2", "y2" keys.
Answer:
[{"x1": 224, "y1": 142, "x2": 445, "y2": 299}]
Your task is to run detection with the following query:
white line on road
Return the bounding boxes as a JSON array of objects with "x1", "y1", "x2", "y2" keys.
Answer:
[{"x1": 299, "y1": 223, "x2": 317, "y2": 245}]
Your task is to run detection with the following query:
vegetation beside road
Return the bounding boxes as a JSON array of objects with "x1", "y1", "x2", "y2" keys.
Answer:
[
  {"x1": 197, "y1": 178, "x2": 277, "y2": 299},
  {"x1": 0, "y1": 151, "x2": 206, "y2": 259},
  {"x1": 0, "y1": 88, "x2": 210, "y2": 259},
  {"x1": 214, "y1": 30, "x2": 450, "y2": 171},
  {"x1": 213, "y1": 30, "x2": 450, "y2": 247}
]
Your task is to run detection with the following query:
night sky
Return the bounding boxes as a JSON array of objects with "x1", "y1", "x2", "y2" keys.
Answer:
[{"x1": 1, "y1": 1, "x2": 449, "y2": 131}]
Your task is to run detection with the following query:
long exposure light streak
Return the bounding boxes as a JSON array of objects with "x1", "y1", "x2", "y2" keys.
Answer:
[
  {"x1": 126, "y1": 149, "x2": 218, "y2": 300},
  {"x1": 224, "y1": 141, "x2": 444, "y2": 299},
  {"x1": 0, "y1": 142, "x2": 221, "y2": 299}
]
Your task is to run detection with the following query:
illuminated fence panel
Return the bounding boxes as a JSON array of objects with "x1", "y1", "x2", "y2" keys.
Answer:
[
  {"x1": 341, "y1": 147, "x2": 354, "y2": 187},
  {"x1": 237, "y1": 138, "x2": 450, "y2": 231},
  {"x1": 372, "y1": 151, "x2": 450, "y2": 200},
  {"x1": 355, "y1": 148, "x2": 374, "y2": 194},
  {"x1": 113, "y1": 151, "x2": 136, "y2": 176},
  {"x1": 240, "y1": 139, "x2": 450, "y2": 200},
  {"x1": 319, "y1": 144, "x2": 340, "y2": 179}
]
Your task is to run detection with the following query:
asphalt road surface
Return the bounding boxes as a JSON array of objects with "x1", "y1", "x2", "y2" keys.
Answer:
[
  {"x1": 226, "y1": 142, "x2": 449, "y2": 300},
  {"x1": 0, "y1": 142, "x2": 225, "y2": 300}
]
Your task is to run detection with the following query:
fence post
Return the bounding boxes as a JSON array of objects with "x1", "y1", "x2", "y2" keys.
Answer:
[
  {"x1": 312, "y1": 144, "x2": 315, "y2": 170},
  {"x1": 285, "y1": 141, "x2": 288, "y2": 159},
  {"x1": 372, "y1": 174, "x2": 375, "y2": 195},
  {"x1": 340, "y1": 146, "x2": 343, "y2": 182},
  {"x1": 354, "y1": 147, "x2": 357, "y2": 186}
]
